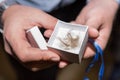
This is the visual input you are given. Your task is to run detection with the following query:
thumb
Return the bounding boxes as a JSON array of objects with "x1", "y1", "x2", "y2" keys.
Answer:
[
  {"x1": 44, "y1": 29, "x2": 53, "y2": 38},
  {"x1": 85, "y1": 18, "x2": 100, "y2": 38}
]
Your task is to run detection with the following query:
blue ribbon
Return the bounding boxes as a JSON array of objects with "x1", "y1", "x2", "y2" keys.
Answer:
[{"x1": 84, "y1": 39, "x2": 104, "y2": 80}]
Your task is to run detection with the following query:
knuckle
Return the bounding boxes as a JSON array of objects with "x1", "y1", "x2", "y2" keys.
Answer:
[
  {"x1": 17, "y1": 50, "x2": 30, "y2": 62},
  {"x1": 18, "y1": 54, "x2": 28, "y2": 62},
  {"x1": 41, "y1": 52, "x2": 51, "y2": 60}
]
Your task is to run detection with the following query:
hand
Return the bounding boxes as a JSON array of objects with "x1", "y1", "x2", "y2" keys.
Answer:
[
  {"x1": 73, "y1": 0, "x2": 119, "y2": 58},
  {"x1": 2, "y1": 5, "x2": 62, "y2": 70}
]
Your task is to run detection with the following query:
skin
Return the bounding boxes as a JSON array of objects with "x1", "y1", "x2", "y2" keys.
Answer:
[
  {"x1": 2, "y1": 0, "x2": 119, "y2": 69},
  {"x1": 2, "y1": 5, "x2": 61, "y2": 65},
  {"x1": 74, "y1": 0, "x2": 119, "y2": 58}
]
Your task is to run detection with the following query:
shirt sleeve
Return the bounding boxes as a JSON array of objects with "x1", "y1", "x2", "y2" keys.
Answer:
[
  {"x1": 116, "y1": 0, "x2": 120, "y2": 4},
  {"x1": 0, "y1": 0, "x2": 16, "y2": 33}
]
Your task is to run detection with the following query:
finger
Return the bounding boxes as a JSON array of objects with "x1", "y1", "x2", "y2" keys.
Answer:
[
  {"x1": 36, "y1": 10, "x2": 58, "y2": 29},
  {"x1": 85, "y1": 17, "x2": 101, "y2": 38},
  {"x1": 59, "y1": 61, "x2": 68, "y2": 68},
  {"x1": 18, "y1": 47, "x2": 60, "y2": 62},
  {"x1": 83, "y1": 42, "x2": 96, "y2": 58},
  {"x1": 88, "y1": 27, "x2": 99, "y2": 38},
  {"x1": 95, "y1": 24, "x2": 111, "y2": 50},
  {"x1": 5, "y1": 28, "x2": 60, "y2": 62},
  {"x1": 44, "y1": 29, "x2": 53, "y2": 38},
  {"x1": 84, "y1": 23, "x2": 111, "y2": 58}
]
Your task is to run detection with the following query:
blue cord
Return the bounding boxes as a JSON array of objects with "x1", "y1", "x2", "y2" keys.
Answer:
[{"x1": 84, "y1": 39, "x2": 104, "y2": 80}]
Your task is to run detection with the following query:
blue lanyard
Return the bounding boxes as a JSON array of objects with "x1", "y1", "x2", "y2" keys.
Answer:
[{"x1": 84, "y1": 39, "x2": 104, "y2": 80}]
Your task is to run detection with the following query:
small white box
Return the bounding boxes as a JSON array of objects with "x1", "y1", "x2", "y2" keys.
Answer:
[
  {"x1": 26, "y1": 26, "x2": 48, "y2": 50},
  {"x1": 47, "y1": 20, "x2": 88, "y2": 63},
  {"x1": 26, "y1": 20, "x2": 88, "y2": 63}
]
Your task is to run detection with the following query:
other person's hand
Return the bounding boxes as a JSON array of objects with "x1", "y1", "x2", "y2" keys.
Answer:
[{"x1": 73, "y1": 0, "x2": 119, "y2": 58}]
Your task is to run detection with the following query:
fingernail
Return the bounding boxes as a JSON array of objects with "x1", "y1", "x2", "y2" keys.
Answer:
[
  {"x1": 59, "y1": 62, "x2": 67, "y2": 68},
  {"x1": 51, "y1": 57, "x2": 60, "y2": 61}
]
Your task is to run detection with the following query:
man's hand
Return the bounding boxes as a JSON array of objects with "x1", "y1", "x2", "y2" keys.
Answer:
[
  {"x1": 74, "y1": 0, "x2": 119, "y2": 58},
  {"x1": 2, "y1": 5, "x2": 62, "y2": 70}
]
